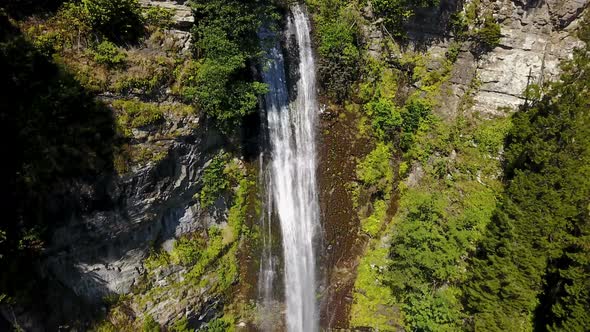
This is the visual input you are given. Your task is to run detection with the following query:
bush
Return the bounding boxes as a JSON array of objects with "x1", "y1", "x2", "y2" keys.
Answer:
[
  {"x1": 366, "y1": 97, "x2": 403, "y2": 140},
  {"x1": 199, "y1": 153, "x2": 230, "y2": 208},
  {"x1": 143, "y1": 6, "x2": 174, "y2": 29},
  {"x1": 142, "y1": 315, "x2": 160, "y2": 332},
  {"x1": 314, "y1": 1, "x2": 361, "y2": 101},
  {"x1": 372, "y1": 0, "x2": 440, "y2": 36},
  {"x1": 170, "y1": 317, "x2": 191, "y2": 332},
  {"x1": 317, "y1": 17, "x2": 361, "y2": 101},
  {"x1": 82, "y1": 0, "x2": 143, "y2": 41},
  {"x1": 187, "y1": 0, "x2": 276, "y2": 131},
  {"x1": 400, "y1": 97, "x2": 431, "y2": 149},
  {"x1": 472, "y1": 14, "x2": 501, "y2": 51},
  {"x1": 357, "y1": 142, "x2": 393, "y2": 194},
  {"x1": 206, "y1": 318, "x2": 231, "y2": 332},
  {"x1": 88, "y1": 40, "x2": 126, "y2": 66},
  {"x1": 111, "y1": 99, "x2": 164, "y2": 135},
  {"x1": 28, "y1": 2, "x2": 92, "y2": 54}
]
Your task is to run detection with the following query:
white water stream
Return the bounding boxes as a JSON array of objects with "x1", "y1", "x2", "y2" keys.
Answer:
[{"x1": 259, "y1": 4, "x2": 320, "y2": 331}]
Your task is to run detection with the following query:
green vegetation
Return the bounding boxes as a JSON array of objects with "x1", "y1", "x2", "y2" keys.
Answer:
[
  {"x1": 109, "y1": 158, "x2": 255, "y2": 331},
  {"x1": 349, "y1": 9, "x2": 589, "y2": 332},
  {"x1": 464, "y1": 23, "x2": 590, "y2": 330},
  {"x1": 472, "y1": 14, "x2": 501, "y2": 51},
  {"x1": 205, "y1": 317, "x2": 232, "y2": 331},
  {"x1": 170, "y1": 317, "x2": 191, "y2": 332},
  {"x1": 198, "y1": 152, "x2": 230, "y2": 208},
  {"x1": 88, "y1": 40, "x2": 127, "y2": 67},
  {"x1": 82, "y1": 0, "x2": 143, "y2": 41},
  {"x1": 141, "y1": 315, "x2": 161, "y2": 332},
  {"x1": 350, "y1": 242, "x2": 400, "y2": 330},
  {"x1": 143, "y1": 6, "x2": 174, "y2": 29},
  {"x1": 450, "y1": 3, "x2": 502, "y2": 53},
  {"x1": 372, "y1": 0, "x2": 440, "y2": 36},
  {"x1": 310, "y1": 0, "x2": 362, "y2": 100},
  {"x1": 181, "y1": 0, "x2": 278, "y2": 131}
]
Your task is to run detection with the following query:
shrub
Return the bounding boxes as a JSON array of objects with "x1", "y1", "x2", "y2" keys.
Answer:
[
  {"x1": 206, "y1": 318, "x2": 231, "y2": 332},
  {"x1": 82, "y1": 0, "x2": 143, "y2": 41},
  {"x1": 187, "y1": 0, "x2": 276, "y2": 131},
  {"x1": 366, "y1": 97, "x2": 403, "y2": 140},
  {"x1": 400, "y1": 97, "x2": 431, "y2": 149},
  {"x1": 199, "y1": 153, "x2": 230, "y2": 208},
  {"x1": 28, "y1": 2, "x2": 92, "y2": 54},
  {"x1": 142, "y1": 315, "x2": 160, "y2": 332},
  {"x1": 170, "y1": 317, "x2": 191, "y2": 332},
  {"x1": 357, "y1": 142, "x2": 394, "y2": 195},
  {"x1": 362, "y1": 199, "x2": 388, "y2": 236},
  {"x1": 88, "y1": 40, "x2": 126, "y2": 66},
  {"x1": 317, "y1": 17, "x2": 361, "y2": 101},
  {"x1": 372, "y1": 0, "x2": 440, "y2": 36},
  {"x1": 143, "y1": 6, "x2": 174, "y2": 29},
  {"x1": 473, "y1": 14, "x2": 501, "y2": 51},
  {"x1": 111, "y1": 99, "x2": 164, "y2": 135}
]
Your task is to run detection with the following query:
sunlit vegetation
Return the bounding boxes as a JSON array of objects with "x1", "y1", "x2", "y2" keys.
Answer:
[
  {"x1": 464, "y1": 21, "x2": 590, "y2": 330},
  {"x1": 102, "y1": 158, "x2": 255, "y2": 330},
  {"x1": 309, "y1": 0, "x2": 363, "y2": 101},
  {"x1": 184, "y1": 0, "x2": 278, "y2": 131},
  {"x1": 348, "y1": 8, "x2": 589, "y2": 332}
]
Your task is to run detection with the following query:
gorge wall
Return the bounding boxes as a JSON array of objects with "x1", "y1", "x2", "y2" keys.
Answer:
[{"x1": 2, "y1": 0, "x2": 589, "y2": 330}]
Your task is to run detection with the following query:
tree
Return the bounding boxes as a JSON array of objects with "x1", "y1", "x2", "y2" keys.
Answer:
[
  {"x1": 82, "y1": 0, "x2": 143, "y2": 41},
  {"x1": 464, "y1": 18, "x2": 590, "y2": 330}
]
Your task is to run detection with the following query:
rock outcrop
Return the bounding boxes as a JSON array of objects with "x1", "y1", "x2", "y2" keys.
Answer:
[
  {"x1": 36, "y1": 108, "x2": 228, "y2": 327},
  {"x1": 468, "y1": 0, "x2": 585, "y2": 116},
  {"x1": 398, "y1": 0, "x2": 586, "y2": 117},
  {"x1": 140, "y1": 0, "x2": 193, "y2": 50}
]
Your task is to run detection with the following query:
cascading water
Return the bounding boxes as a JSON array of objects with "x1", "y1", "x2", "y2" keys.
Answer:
[{"x1": 259, "y1": 4, "x2": 320, "y2": 331}]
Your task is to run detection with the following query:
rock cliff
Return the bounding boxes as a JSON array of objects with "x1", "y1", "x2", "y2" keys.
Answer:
[{"x1": 408, "y1": 0, "x2": 587, "y2": 118}]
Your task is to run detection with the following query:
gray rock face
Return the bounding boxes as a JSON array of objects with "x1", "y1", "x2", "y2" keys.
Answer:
[
  {"x1": 29, "y1": 109, "x2": 228, "y2": 332},
  {"x1": 398, "y1": 0, "x2": 586, "y2": 118},
  {"x1": 467, "y1": 0, "x2": 585, "y2": 116},
  {"x1": 140, "y1": 0, "x2": 193, "y2": 50},
  {"x1": 547, "y1": 0, "x2": 588, "y2": 28},
  {"x1": 44, "y1": 114, "x2": 225, "y2": 302}
]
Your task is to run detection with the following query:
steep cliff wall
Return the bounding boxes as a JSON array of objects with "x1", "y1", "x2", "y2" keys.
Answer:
[
  {"x1": 1, "y1": 1, "x2": 247, "y2": 329},
  {"x1": 312, "y1": 0, "x2": 588, "y2": 329}
]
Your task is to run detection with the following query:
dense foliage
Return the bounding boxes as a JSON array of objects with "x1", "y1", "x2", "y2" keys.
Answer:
[
  {"x1": 464, "y1": 23, "x2": 590, "y2": 331},
  {"x1": 310, "y1": 0, "x2": 362, "y2": 101},
  {"x1": 373, "y1": 0, "x2": 440, "y2": 36},
  {"x1": 345, "y1": 1, "x2": 588, "y2": 329},
  {"x1": 82, "y1": 0, "x2": 143, "y2": 41},
  {"x1": 180, "y1": 0, "x2": 277, "y2": 131}
]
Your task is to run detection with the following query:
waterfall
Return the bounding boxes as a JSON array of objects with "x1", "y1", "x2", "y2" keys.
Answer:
[{"x1": 259, "y1": 4, "x2": 320, "y2": 331}]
